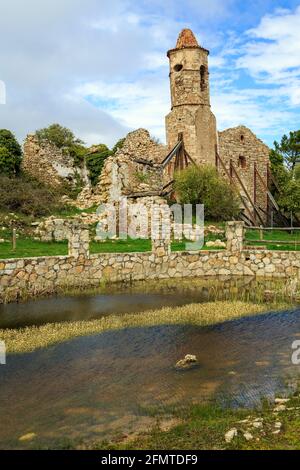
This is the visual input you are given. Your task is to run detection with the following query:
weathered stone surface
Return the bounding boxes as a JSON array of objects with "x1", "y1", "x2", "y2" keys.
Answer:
[
  {"x1": 22, "y1": 134, "x2": 89, "y2": 188},
  {"x1": 1, "y1": 221, "x2": 300, "y2": 303},
  {"x1": 166, "y1": 30, "x2": 217, "y2": 166},
  {"x1": 218, "y1": 126, "x2": 270, "y2": 220}
]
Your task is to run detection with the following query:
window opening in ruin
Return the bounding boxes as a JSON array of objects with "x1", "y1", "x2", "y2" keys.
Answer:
[
  {"x1": 238, "y1": 156, "x2": 247, "y2": 169},
  {"x1": 241, "y1": 134, "x2": 245, "y2": 142},
  {"x1": 200, "y1": 65, "x2": 206, "y2": 91},
  {"x1": 174, "y1": 64, "x2": 183, "y2": 72}
]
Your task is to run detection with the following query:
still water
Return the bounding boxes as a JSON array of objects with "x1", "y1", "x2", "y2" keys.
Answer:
[{"x1": 0, "y1": 278, "x2": 299, "y2": 449}]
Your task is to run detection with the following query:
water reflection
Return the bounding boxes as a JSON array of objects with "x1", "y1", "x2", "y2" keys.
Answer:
[
  {"x1": 0, "y1": 308, "x2": 300, "y2": 449},
  {"x1": 0, "y1": 276, "x2": 290, "y2": 329}
]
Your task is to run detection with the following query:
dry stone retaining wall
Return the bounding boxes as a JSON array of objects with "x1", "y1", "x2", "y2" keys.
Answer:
[{"x1": 0, "y1": 222, "x2": 299, "y2": 303}]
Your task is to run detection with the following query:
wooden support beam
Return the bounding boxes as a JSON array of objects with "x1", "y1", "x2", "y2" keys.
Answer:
[
  {"x1": 230, "y1": 161, "x2": 265, "y2": 226},
  {"x1": 216, "y1": 153, "x2": 256, "y2": 225}
]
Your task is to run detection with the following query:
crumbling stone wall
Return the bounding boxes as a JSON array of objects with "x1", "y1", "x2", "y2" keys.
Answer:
[
  {"x1": 22, "y1": 134, "x2": 89, "y2": 188},
  {"x1": 94, "y1": 129, "x2": 166, "y2": 204},
  {"x1": 218, "y1": 126, "x2": 270, "y2": 220}
]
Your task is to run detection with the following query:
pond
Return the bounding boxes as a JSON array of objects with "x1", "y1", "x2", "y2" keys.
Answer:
[
  {"x1": 0, "y1": 276, "x2": 290, "y2": 329},
  {"x1": 0, "y1": 278, "x2": 299, "y2": 449}
]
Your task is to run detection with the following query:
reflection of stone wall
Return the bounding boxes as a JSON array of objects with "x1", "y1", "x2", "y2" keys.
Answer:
[{"x1": 22, "y1": 135, "x2": 89, "y2": 188}]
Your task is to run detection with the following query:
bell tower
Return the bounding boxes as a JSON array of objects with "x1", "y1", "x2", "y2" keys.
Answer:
[{"x1": 166, "y1": 29, "x2": 217, "y2": 165}]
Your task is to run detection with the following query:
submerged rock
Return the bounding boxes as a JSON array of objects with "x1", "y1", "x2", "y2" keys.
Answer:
[{"x1": 175, "y1": 354, "x2": 198, "y2": 370}]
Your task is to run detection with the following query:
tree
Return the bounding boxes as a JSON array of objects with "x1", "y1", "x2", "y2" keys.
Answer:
[
  {"x1": 278, "y1": 179, "x2": 300, "y2": 216},
  {"x1": 174, "y1": 165, "x2": 240, "y2": 221},
  {"x1": 0, "y1": 129, "x2": 22, "y2": 175},
  {"x1": 273, "y1": 130, "x2": 300, "y2": 171},
  {"x1": 270, "y1": 130, "x2": 300, "y2": 219},
  {"x1": 0, "y1": 147, "x2": 16, "y2": 176},
  {"x1": 35, "y1": 123, "x2": 83, "y2": 149}
]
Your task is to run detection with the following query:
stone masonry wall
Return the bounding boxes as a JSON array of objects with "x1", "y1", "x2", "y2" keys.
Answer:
[
  {"x1": 94, "y1": 129, "x2": 166, "y2": 204},
  {"x1": 1, "y1": 222, "x2": 300, "y2": 303},
  {"x1": 218, "y1": 126, "x2": 270, "y2": 220},
  {"x1": 22, "y1": 134, "x2": 89, "y2": 188}
]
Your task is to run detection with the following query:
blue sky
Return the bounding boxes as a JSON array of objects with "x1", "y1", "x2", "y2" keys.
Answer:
[{"x1": 0, "y1": 0, "x2": 299, "y2": 147}]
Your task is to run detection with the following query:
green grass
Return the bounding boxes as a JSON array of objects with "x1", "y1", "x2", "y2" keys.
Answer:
[
  {"x1": 54, "y1": 204, "x2": 99, "y2": 218},
  {"x1": 0, "y1": 239, "x2": 68, "y2": 259},
  {"x1": 90, "y1": 238, "x2": 152, "y2": 254},
  {"x1": 245, "y1": 228, "x2": 300, "y2": 251},
  {"x1": 94, "y1": 392, "x2": 300, "y2": 450}
]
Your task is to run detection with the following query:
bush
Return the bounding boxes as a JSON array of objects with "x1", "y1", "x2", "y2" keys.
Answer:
[
  {"x1": 278, "y1": 179, "x2": 300, "y2": 216},
  {"x1": 0, "y1": 147, "x2": 16, "y2": 176},
  {"x1": 35, "y1": 123, "x2": 83, "y2": 149},
  {"x1": 0, "y1": 129, "x2": 22, "y2": 175},
  {"x1": 86, "y1": 149, "x2": 112, "y2": 186},
  {"x1": 174, "y1": 165, "x2": 240, "y2": 221},
  {"x1": 0, "y1": 174, "x2": 64, "y2": 217}
]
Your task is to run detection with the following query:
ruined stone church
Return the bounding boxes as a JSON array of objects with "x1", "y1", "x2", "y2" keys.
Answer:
[
  {"x1": 22, "y1": 28, "x2": 273, "y2": 225},
  {"x1": 164, "y1": 28, "x2": 270, "y2": 225}
]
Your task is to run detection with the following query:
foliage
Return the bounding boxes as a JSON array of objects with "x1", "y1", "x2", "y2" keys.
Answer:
[
  {"x1": 112, "y1": 138, "x2": 125, "y2": 155},
  {"x1": 270, "y1": 130, "x2": 300, "y2": 218},
  {"x1": 35, "y1": 123, "x2": 83, "y2": 149},
  {"x1": 273, "y1": 130, "x2": 300, "y2": 170},
  {"x1": 0, "y1": 129, "x2": 22, "y2": 175},
  {"x1": 35, "y1": 123, "x2": 86, "y2": 168},
  {"x1": 134, "y1": 171, "x2": 149, "y2": 183},
  {"x1": 277, "y1": 179, "x2": 300, "y2": 215},
  {"x1": 0, "y1": 174, "x2": 64, "y2": 217},
  {"x1": 0, "y1": 147, "x2": 16, "y2": 177},
  {"x1": 294, "y1": 164, "x2": 300, "y2": 181},
  {"x1": 86, "y1": 148, "x2": 112, "y2": 186},
  {"x1": 174, "y1": 165, "x2": 240, "y2": 221}
]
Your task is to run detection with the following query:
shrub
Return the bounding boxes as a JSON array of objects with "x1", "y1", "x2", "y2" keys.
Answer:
[
  {"x1": 35, "y1": 123, "x2": 83, "y2": 149},
  {"x1": 0, "y1": 129, "x2": 22, "y2": 175},
  {"x1": 0, "y1": 147, "x2": 16, "y2": 176},
  {"x1": 112, "y1": 138, "x2": 125, "y2": 155},
  {"x1": 174, "y1": 165, "x2": 240, "y2": 221},
  {"x1": 86, "y1": 149, "x2": 112, "y2": 186},
  {"x1": 0, "y1": 174, "x2": 64, "y2": 217}
]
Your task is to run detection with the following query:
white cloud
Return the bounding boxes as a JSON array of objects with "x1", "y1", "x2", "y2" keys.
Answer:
[
  {"x1": 237, "y1": 6, "x2": 300, "y2": 105},
  {"x1": 0, "y1": 0, "x2": 299, "y2": 150},
  {"x1": 74, "y1": 74, "x2": 170, "y2": 142}
]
